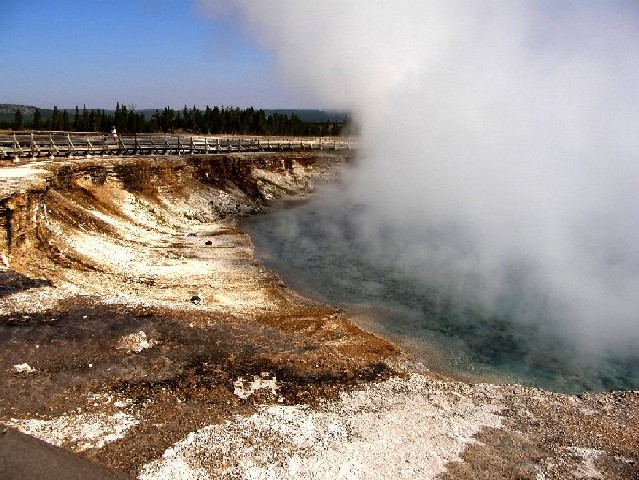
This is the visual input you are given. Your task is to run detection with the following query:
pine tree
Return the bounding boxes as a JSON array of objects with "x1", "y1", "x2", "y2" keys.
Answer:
[
  {"x1": 13, "y1": 109, "x2": 23, "y2": 131},
  {"x1": 51, "y1": 106, "x2": 61, "y2": 130},
  {"x1": 61, "y1": 110, "x2": 70, "y2": 131},
  {"x1": 88, "y1": 110, "x2": 97, "y2": 132},
  {"x1": 32, "y1": 109, "x2": 42, "y2": 130},
  {"x1": 73, "y1": 106, "x2": 81, "y2": 131},
  {"x1": 81, "y1": 104, "x2": 89, "y2": 131}
]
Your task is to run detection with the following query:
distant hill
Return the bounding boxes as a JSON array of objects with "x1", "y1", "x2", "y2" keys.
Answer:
[
  {"x1": 0, "y1": 104, "x2": 44, "y2": 123},
  {"x1": 0, "y1": 104, "x2": 37, "y2": 117}
]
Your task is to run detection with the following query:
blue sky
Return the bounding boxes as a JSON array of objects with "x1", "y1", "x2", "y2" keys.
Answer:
[{"x1": 0, "y1": 1, "x2": 308, "y2": 110}]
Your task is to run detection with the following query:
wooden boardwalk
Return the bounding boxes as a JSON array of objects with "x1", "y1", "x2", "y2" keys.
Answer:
[{"x1": 0, "y1": 132, "x2": 353, "y2": 162}]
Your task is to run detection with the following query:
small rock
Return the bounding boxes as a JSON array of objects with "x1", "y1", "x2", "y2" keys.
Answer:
[
  {"x1": 205, "y1": 240, "x2": 213, "y2": 246},
  {"x1": 13, "y1": 363, "x2": 36, "y2": 374},
  {"x1": 233, "y1": 374, "x2": 278, "y2": 399},
  {"x1": 191, "y1": 294, "x2": 203, "y2": 305},
  {"x1": 0, "y1": 251, "x2": 9, "y2": 268},
  {"x1": 116, "y1": 331, "x2": 155, "y2": 353}
]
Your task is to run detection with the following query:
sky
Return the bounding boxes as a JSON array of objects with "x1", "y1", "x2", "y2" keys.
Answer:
[{"x1": 0, "y1": 0, "x2": 316, "y2": 110}]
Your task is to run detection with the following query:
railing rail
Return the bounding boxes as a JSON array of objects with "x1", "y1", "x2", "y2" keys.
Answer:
[{"x1": 0, "y1": 132, "x2": 354, "y2": 162}]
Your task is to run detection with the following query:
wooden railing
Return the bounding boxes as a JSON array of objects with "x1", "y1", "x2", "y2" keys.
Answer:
[{"x1": 0, "y1": 132, "x2": 354, "y2": 162}]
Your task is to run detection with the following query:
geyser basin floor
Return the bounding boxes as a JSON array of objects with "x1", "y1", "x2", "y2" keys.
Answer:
[{"x1": 0, "y1": 153, "x2": 638, "y2": 479}]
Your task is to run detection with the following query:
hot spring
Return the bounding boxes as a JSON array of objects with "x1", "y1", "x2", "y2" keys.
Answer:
[{"x1": 243, "y1": 184, "x2": 639, "y2": 394}]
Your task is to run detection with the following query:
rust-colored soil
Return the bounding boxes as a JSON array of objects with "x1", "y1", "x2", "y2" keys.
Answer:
[{"x1": 0, "y1": 151, "x2": 637, "y2": 479}]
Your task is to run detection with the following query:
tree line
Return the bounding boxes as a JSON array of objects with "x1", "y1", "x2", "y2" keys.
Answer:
[{"x1": 10, "y1": 103, "x2": 350, "y2": 136}]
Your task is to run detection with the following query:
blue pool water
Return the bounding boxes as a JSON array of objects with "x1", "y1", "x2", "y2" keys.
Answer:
[{"x1": 242, "y1": 192, "x2": 639, "y2": 393}]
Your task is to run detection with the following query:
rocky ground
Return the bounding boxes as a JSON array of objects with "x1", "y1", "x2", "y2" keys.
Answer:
[{"x1": 0, "y1": 150, "x2": 637, "y2": 479}]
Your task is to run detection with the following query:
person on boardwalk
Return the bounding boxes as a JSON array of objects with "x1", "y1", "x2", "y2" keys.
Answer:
[{"x1": 111, "y1": 126, "x2": 117, "y2": 142}]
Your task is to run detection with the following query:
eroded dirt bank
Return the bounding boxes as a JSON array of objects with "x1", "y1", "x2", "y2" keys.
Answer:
[{"x1": 0, "y1": 151, "x2": 637, "y2": 479}]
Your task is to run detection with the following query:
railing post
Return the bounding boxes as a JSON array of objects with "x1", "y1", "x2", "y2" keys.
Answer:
[
  {"x1": 67, "y1": 134, "x2": 75, "y2": 157},
  {"x1": 204, "y1": 137, "x2": 209, "y2": 154},
  {"x1": 190, "y1": 136, "x2": 195, "y2": 154},
  {"x1": 86, "y1": 135, "x2": 93, "y2": 157},
  {"x1": 30, "y1": 132, "x2": 39, "y2": 159},
  {"x1": 49, "y1": 135, "x2": 60, "y2": 158},
  {"x1": 216, "y1": 138, "x2": 220, "y2": 153},
  {"x1": 13, "y1": 134, "x2": 22, "y2": 162}
]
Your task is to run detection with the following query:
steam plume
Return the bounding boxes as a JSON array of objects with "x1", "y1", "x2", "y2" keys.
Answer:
[{"x1": 201, "y1": 1, "x2": 639, "y2": 353}]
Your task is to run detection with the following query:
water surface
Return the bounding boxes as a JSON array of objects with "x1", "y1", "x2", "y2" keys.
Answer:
[{"x1": 243, "y1": 190, "x2": 639, "y2": 393}]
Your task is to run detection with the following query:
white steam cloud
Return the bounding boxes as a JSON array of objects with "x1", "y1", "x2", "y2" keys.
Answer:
[{"x1": 202, "y1": 1, "x2": 639, "y2": 352}]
